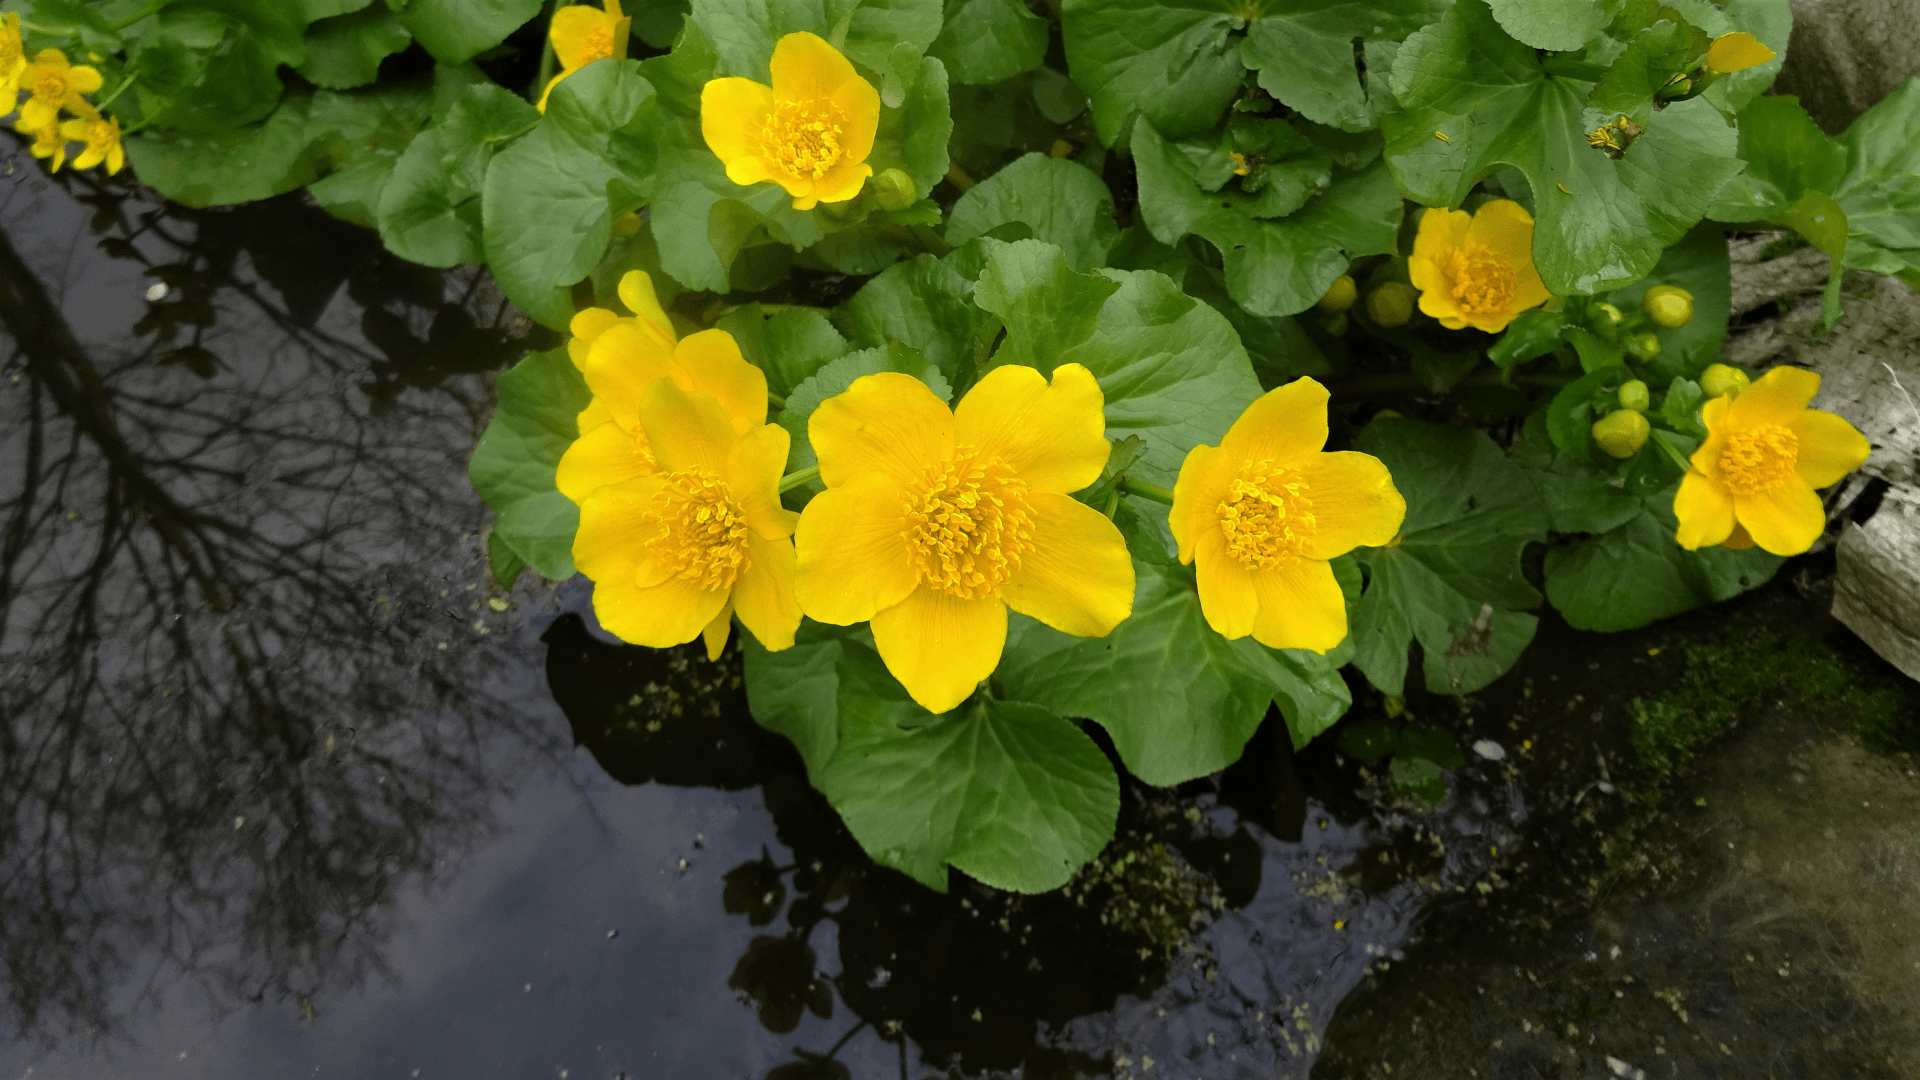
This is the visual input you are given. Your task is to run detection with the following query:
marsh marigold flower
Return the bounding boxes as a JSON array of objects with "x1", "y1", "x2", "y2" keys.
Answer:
[
  {"x1": 793, "y1": 365, "x2": 1135, "y2": 713},
  {"x1": 1171, "y1": 378, "x2": 1405, "y2": 652},
  {"x1": 701, "y1": 33, "x2": 880, "y2": 211},
  {"x1": 1, "y1": 14, "x2": 28, "y2": 98},
  {"x1": 26, "y1": 121, "x2": 65, "y2": 172},
  {"x1": 1674, "y1": 367, "x2": 1870, "y2": 556},
  {"x1": 571, "y1": 378, "x2": 801, "y2": 660},
  {"x1": 60, "y1": 113, "x2": 122, "y2": 174},
  {"x1": 557, "y1": 271, "x2": 768, "y2": 507},
  {"x1": 1704, "y1": 32, "x2": 1775, "y2": 74},
  {"x1": 537, "y1": 0, "x2": 630, "y2": 111},
  {"x1": 1409, "y1": 200, "x2": 1552, "y2": 333},
  {"x1": 16, "y1": 49, "x2": 101, "y2": 133}
]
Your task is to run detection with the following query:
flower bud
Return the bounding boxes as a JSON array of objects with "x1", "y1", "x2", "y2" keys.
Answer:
[
  {"x1": 1699, "y1": 363, "x2": 1751, "y2": 398},
  {"x1": 1594, "y1": 301, "x2": 1624, "y2": 326},
  {"x1": 1626, "y1": 332, "x2": 1661, "y2": 361},
  {"x1": 1617, "y1": 379, "x2": 1650, "y2": 412},
  {"x1": 1643, "y1": 285, "x2": 1694, "y2": 328},
  {"x1": 1592, "y1": 409, "x2": 1650, "y2": 458},
  {"x1": 1367, "y1": 281, "x2": 1414, "y2": 327},
  {"x1": 872, "y1": 168, "x2": 918, "y2": 211},
  {"x1": 1318, "y1": 274, "x2": 1358, "y2": 313},
  {"x1": 1322, "y1": 313, "x2": 1348, "y2": 337},
  {"x1": 611, "y1": 212, "x2": 643, "y2": 237}
]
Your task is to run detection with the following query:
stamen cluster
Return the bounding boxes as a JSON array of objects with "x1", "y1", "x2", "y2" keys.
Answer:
[
  {"x1": 766, "y1": 100, "x2": 845, "y2": 179},
  {"x1": 1718, "y1": 425, "x2": 1799, "y2": 496},
  {"x1": 1447, "y1": 248, "x2": 1518, "y2": 316},
  {"x1": 904, "y1": 449, "x2": 1033, "y2": 599},
  {"x1": 645, "y1": 468, "x2": 751, "y2": 590},
  {"x1": 1218, "y1": 460, "x2": 1317, "y2": 570}
]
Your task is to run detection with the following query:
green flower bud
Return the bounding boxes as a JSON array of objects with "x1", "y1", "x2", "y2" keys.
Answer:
[
  {"x1": 1367, "y1": 281, "x2": 1415, "y2": 327},
  {"x1": 1592, "y1": 409, "x2": 1650, "y2": 458},
  {"x1": 1322, "y1": 312, "x2": 1349, "y2": 336},
  {"x1": 1318, "y1": 274, "x2": 1358, "y2": 313},
  {"x1": 1626, "y1": 332, "x2": 1661, "y2": 361},
  {"x1": 873, "y1": 168, "x2": 918, "y2": 211},
  {"x1": 1699, "y1": 363, "x2": 1751, "y2": 398},
  {"x1": 1594, "y1": 301, "x2": 1624, "y2": 326},
  {"x1": 1643, "y1": 285, "x2": 1694, "y2": 328},
  {"x1": 1617, "y1": 379, "x2": 1650, "y2": 412}
]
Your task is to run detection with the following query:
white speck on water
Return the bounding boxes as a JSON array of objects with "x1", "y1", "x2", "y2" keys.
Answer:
[
  {"x1": 1472, "y1": 740, "x2": 1506, "y2": 761},
  {"x1": 145, "y1": 282, "x2": 167, "y2": 302}
]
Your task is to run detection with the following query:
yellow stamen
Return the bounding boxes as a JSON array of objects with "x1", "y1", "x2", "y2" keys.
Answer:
[
  {"x1": 578, "y1": 26, "x2": 614, "y2": 64},
  {"x1": 1445, "y1": 247, "x2": 1518, "y2": 317},
  {"x1": 765, "y1": 99, "x2": 846, "y2": 180},
  {"x1": 1557, "y1": 183, "x2": 1574, "y2": 195},
  {"x1": 1718, "y1": 425, "x2": 1799, "y2": 496},
  {"x1": 902, "y1": 447, "x2": 1033, "y2": 599},
  {"x1": 1433, "y1": 131, "x2": 1451, "y2": 144},
  {"x1": 644, "y1": 468, "x2": 751, "y2": 590},
  {"x1": 1217, "y1": 459, "x2": 1317, "y2": 570}
]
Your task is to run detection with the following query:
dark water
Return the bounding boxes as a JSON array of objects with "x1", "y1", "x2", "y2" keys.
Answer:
[{"x1": 1, "y1": 142, "x2": 1913, "y2": 1080}]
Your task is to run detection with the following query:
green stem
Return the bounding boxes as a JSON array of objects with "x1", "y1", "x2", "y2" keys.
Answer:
[
  {"x1": 531, "y1": 0, "x2": 562, "y2": 101},
  {"x1": 20, "y1": 20, "x2": 77, "y2": 35},
  {"x1": 1651, "y1": 430, "x2": 1694, "y2": 474},
  {"x1": 108, "y1": 1, "x2": 166, "y2": 31},
  {"x1": 1116, "y1": 476, "x2": 1175, "y2": 506},
  {"x1": 766, "y1": 390, "x2": 786, "y2": 410},
  {"x1": 777, "y1": 464, "x2": 820, "y2": 494},
  {"x1": 95, "y1": 71, "x2": 136, "y2": 111}
]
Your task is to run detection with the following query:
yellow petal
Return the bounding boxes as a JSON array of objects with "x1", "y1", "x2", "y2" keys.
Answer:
[
  {"x1": 808, "y1": 159, "x2": 873, "y2": 206},
  {"x1": 1193, "y1": 529, "x2": 1258, "y2": 640},
  {"x1": 701, "y1": 602, "x2": 734, "y2": 660},
  {"x1": 593, "y1": 571, "x2": 730, "y2": 649},
  {"x1": 1672, "y1": 470, "x2": 1735, "y2": 550},
  {"x1": 1466, "y1": 198, "x2": 1551, "y2": 316},
  {"x1": 728, "y1": 154, "x2": 775, "y2": 189},
  {"x1": 1410, "y1": 206, "x2": 1471, "y2": 318},
  {"x1": 1689, "y1": 395, "x2": 1733, "y2": 479},
  {"x1": 550, "y1": 5, "x2": 617, "y2": 70},
  {"x1": 793, "y1": 472, "x2": 918, "y2": 624},
  {"x1": 557, "y1": 418, "x2": 657, "y2": 504},
  {"x1": 769, "y1": 31, "x2": 862, "y2": 102},
  {"x1": 1705, "y1": 32, "x2": 1775, "y2": 74},
  {"x1": 67, "y1": 64, "x2": 101, "y2": 94},
  {"x1": 583, "y1": 321, "x2": 679, "y2": 430},
  {"x1": 1788, "y1": 408, "x2": 1871, "y2": 489},
  {"x1": 638, "y1": 379, "x2": 737, "y2": 474},
  {"x1": 829, "y1": 74, "x2": 880, "y2": 166},
  {"x1": 726, "y1": 422, "x2": 799, "y2": 538},
  {"x1": 573, "y1": 475, "x2": 666, "y2": 587},
  {"x1": 701, "y1": 76, "x2": 775, "y2": 165},
  {"x1": 1250, "y1": 558, "x2": 1347, "y2": 653},
  {"x1": 870, "y1": 588, "x2": 1007, "y2": 714},
  {"x1": 808, "y1": 372, "x2": 955, "y2": 488},
  {"x1": 1171, "y1": 442, "x2": 1234, "y2": 564},
  {"x1": 1732, "y1": 477, "x2": 1825, "y2": 555},
  {"x1": 1219, "y1": 378, "x2": 1329, "y2": 467},
  {"x1": 577, "y1": 395, "x2": 614, "y2": 433},
  {"x1": 733, "y1": 532, "x2": 802, "y2": 651},
  {"x1": 1001, "y1": 491, "x2": 1135, "y2": 637},
  {"x1": 1728, "y1": 365, "x2": 1819, "y2": 429},
  {"x1": 536, "y1": 72, "x2": 566, "y2": 113},
  {"x1": 673, "y1": 329, "x2": 768, "y2": 431},
  {"x1": 568, "y1": 307, "x2": 623, "y2": 370},
  {"x1": 953, "y1": 363, "x2": 1110, "y2": 494},
  {"x1": 616, "y1": 270, "x2": 677, "y2": 347},
  {"x1": 788, "y1": 185, "x2": 822, "y2": 213},
  {"x1": 1296, "y1": 451, "x2": 1406, "y2": 560}
]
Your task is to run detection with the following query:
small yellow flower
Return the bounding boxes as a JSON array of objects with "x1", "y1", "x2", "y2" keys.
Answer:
[
  {"x1": 793, "y1": 364, "x2": 1135, "y2": 714},
  {"x1": 1, "y1": 13, "x2": 28, "y2": 98},
  {"x1": 15, "y1": 49, "x2": 102, "y2": 133},
  {"x1": 701, "y1": 33, "x2": 880, "y2": 212},
  {"x1": 1170, "y1": 378, "x2": 1405, "y2": 652},
  {"x1": 537, "y1": 0, "x2": 631, "y2": 112},
  {"x1": 1704, "y1": 32, "x2": 1775, "y2": 74},
  {"x1": 1408, "y1": 200, "x2": 1553, "y2": 333},
  {"x1": 557, "y1": 271, "x2": 768, "y2": 508},
  {"x1": 1673, "y1": 367, "x2": 1870, "y2": 555},
  {"x1": 60, "y1": 113, "x2": 123, "y2": 174},
  {"x1": 26, "y1": 121, "x2": 65, "y2": 172},
  {"x1": 572, "y1": 379, "x2": 800, "y2": 659},
  {"x1": 1229, "y1": 150, "x2": 1251, "y2": 176}
]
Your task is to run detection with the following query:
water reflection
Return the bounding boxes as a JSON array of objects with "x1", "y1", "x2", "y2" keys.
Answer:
[{"x1": 0, "y1": 155, "x2": 551, "y2": 1049}]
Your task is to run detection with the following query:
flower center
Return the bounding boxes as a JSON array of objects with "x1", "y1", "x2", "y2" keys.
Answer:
[
  {"x1": 1447, "y1": 247, "x2": 1517, "y2": 316},
  {"x1": 1718, "y1": 424, "x2": 1799, "y2": 496},
  {"x1": 578, "y1": 26, "x2": 614, "y2": 64},
  {"x1": 1218, "y1": 460, "x2": 1316, "y2": 570},
  {"x1": 80, "y1": 120, "x2": 112, "y2": 150},
  {"x1": 902, "y1": 448, "x2": 1032, "y2": 600},
  {"x1": 766, "y1": 100, "x2": 846, "y2": 180},
  {"x1": 33, "y1": 70, "x2": 68, "y2": 101},
  {"x1": 644, "y1": 468, "x2": 750, "y2": 591}
]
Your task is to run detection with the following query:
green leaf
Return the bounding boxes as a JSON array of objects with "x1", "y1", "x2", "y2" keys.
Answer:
[
  {"x1": 1586, "y1": 16, "x2": 1708, "y2": 129},
  {"x1": 1834, "y1": 78, "x2": 1920, "y2": 284},
  {"x1": 468, "y1": 347, "x2": 595, "y2": 581},
  {"x1": 399, "y1": 0, "x2": 543, "y2": 63},
  {"x1": 1350, "y1": 418, "x2": 1548, "y2": 696},
  {"x1": 741, "y1": 623, "x2": 847, "y2": 780},
  {"x1": 1544, "y1": 496, "x2": 1782, "y2": 631},
  {"x1": 869, "y1": 55, "x2": 954, "y2": 199},
  {"x1": 929, "y1": 0, "x2": 1048, "y2": 84},
  {"x1": 946, "y1": 153, "x2": 1121, "y2": 273},
  {"x1": 1236, "y1": 0, "x2": 1449, "y2": 132},
  {"x1": 297, "y1": 5, "x2": 412, "y2": 89},
  {"x1": 1707, "y1": 95, "x2": 1846, "y2": 223},
  {"x1": 137, "y1": 0, "x2": 307, "y2": 130},
  {"x1": 124, "y1": 94, "x2": 324, "y2": 207},
  {"x1": 1546, "y1": 365, "x2": 1632, "y2": 463},
  {"x1": 377, "y1": 84, "x2": 541, "y2": 267},
  {"x1": 488, "y1": 528, "x2": 528, "y2": 590},
  {"x1": 690, "y1": 0, "x2": 943, "y2": 81},
  {"x1": 1389, "y1": 756, "x2": 1446, "y2": 803},
  {"x1": 1488, "y1": 309, "x2": 1567, "y2": 368},
  {"x1": 1511, "y1": 411, "x2": 1641, "y2": 535},
  {"x1": 835, "y1": 254, "x2": 1001, "y2": 382},
  {"x1": 1487, "y1": 0, "x2": 1622, "y2": 51},
  {"x1": 304, "y1": 80, "x2": 438, "y2": 226},
  {"x1": 973, "y1": 239, "x2": 1266, "y2": 484},
  {"x1": 1602, "y1": 222, "x2": 1730, "y2": 379},
  {"x1": 717, "y1": 305, "x2": 853, "y2": 398},
  {"x1": 1384, "y1": 0, "x2": 1744, "y2": 294}
]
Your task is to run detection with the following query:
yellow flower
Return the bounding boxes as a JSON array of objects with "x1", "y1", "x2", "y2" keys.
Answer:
[
  {"x1": 1229, "y1": 150, "x2": 1251, "y2": 176},
  {"x1": 1, "y1": 14, "x2": 28, "y2": 98},
  {"x1": 573, "y1": 379, "x2": 801, "y2": 659},
  {"x1": 537, "y1": 0, "x2": 631, "y2": 112},
  {"x1": 26, "y1": 121, "x2": 65, "y2": 172},
  {"x1": 701, "y1": 33, "x2": 880, "y2": 212},
  {"x1": 1673, "y1": 367, "x2": 1870, "y2": 555},
  {"x1": 556, "y1": 271, "x2": 768, "y2": 507},
  {"x1": 793, "y1": 364, "x2": 1135, "y2": 714},
  {"x1": 1408, "y1": 200, "x2": 1553, "y2": 333},
  {"x1": 1704, "y1": 32, "x2": 1775, "y2": 74},
  {"x1": 60, "y1": 113, "x2": 123, "y2": 174},
  {"x1": 15, "y1": 49, "x2": 101, "y2": 133},
  {"x1": 1170, "y1": 378, "x2": 1404, "y2": 653}
]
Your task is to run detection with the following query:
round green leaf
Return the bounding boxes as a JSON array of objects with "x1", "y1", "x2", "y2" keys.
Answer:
[{"x1": 468, "y1": 347, "x2": 594, "y2": 581}]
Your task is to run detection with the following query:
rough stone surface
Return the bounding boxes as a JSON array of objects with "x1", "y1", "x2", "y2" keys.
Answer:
[
  {"x1": 1773, "y1": 0, "x2": 1920, "y2": 133},
  {"x1": 1835, "y1": 507, "x2": 1920, "y2": 683}
]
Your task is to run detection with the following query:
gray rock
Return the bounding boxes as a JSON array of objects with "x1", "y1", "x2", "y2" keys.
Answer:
[{"x1": 1773, "y1": 0, "x2": 1920, "y2": 133}]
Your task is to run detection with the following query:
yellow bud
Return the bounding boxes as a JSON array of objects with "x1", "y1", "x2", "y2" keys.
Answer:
[
  {"x1": 1617, "y1": 379, "x2": 1650, "y2": 412},
  {"x1": 1594, "y1": 302, "x2": 1624, "y2": 326},
  {"x1": 1626, "y1": 332, "x2": 1661, "y2": 361},
  {"x1": 1705, "y1": 32, "x2": 1776, "y2": 74},
  {"x1": 1367, "y1": 281, "x2": 1415, "y2": 327},
  {"x1": 1318, "y1": 274, "x2": 1358, "y2": 313},
  {"x1": 1643, "y1": 285, "x2": 1693, "y2": 328},
  {"x1": 1699, "y1": 363, "x2": 1750, "y2": 398},
  {"x1": 1593, "y1": 409, "x2": 1650, "y2": 458},
  {"x1": 872, "y1": 168, "x2": 918, "y2": 212},
  {"x1": 611, "y1": 212, "x2": 643, "y2": 237},
  {"x1": 1049, "y1": 139, "x2": 1074, "y2": 159}
]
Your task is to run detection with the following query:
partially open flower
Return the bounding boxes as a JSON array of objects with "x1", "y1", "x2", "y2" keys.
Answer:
[
  {"x1": 1409, "y1": 200, "x2": 1552, "y2": 333},
  {"x1": 60, "y1": 113, "x2": 122, "y2": 174},
  {"x1": 700, "y1": 33, "x2": 880, "y2": 211},
  {"x1": 537, "y1": 0, "x2": 630, "y2": 112}
]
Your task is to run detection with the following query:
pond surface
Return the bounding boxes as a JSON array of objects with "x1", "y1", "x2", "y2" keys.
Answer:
[{"x1": 2, "y1": 143, "x2": 1915, "y2": 1080}]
